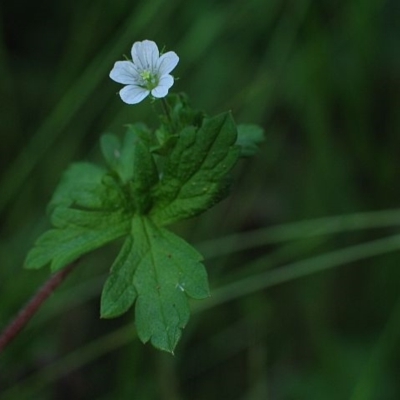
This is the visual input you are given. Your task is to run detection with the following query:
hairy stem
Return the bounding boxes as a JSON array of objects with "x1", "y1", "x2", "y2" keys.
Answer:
[{"x1": 0, "y1": 262, "x2": 78, "y2": 354}]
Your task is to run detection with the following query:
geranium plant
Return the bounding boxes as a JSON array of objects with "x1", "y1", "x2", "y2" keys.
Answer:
[{"x1": 0, "y1": 40, "x2": 263, "y2": 354}]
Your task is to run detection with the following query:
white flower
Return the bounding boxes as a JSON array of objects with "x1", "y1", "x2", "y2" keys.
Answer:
[{"x1": 109, "y1": 40, "x2": 179, "y2": 104}]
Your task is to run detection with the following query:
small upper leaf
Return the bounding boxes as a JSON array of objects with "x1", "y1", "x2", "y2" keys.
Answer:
[
  {"x1": 49, "y1": 162, "x2": 123, "y2": 211},
  {"x1": 101, "y1": 125, "x2": 158, "y2": 214},
  {"x1": 150, "y1": 112, "x2": 240, "y2": 226},
  {"x1": 128, "y1": 129, "x2": 159, "y2": 214},
  {"x1": 100, "y1": 134, "x2": 121, "y2": 173},
  {"x1": 236, "y1": 124, "x2": 264, "y2": 157},
  {"x1": 100, "y1": 123, "x2": 152, "y2": 185}
]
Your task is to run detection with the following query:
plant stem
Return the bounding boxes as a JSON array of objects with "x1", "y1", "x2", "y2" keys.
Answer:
[
  {"x1": 0, "y1": 261, "x2": 78, "y2": 354},
  {"x1": 160, "y1": 97, "x2": 173, "y2": 126}
]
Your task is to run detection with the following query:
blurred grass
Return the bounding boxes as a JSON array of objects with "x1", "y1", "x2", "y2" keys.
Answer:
[{"x1": 1, "y1": 0, "x2": 400, "y2": 399}]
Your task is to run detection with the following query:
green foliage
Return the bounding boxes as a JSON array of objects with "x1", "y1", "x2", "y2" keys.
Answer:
[
  {"x1": 150, "y1": 112, "x2": 240, "y2": 226},
  {"x1": 101, "y1": 216, "x2": 209, "y2": 352},
  {"x1": 236, "y1": 124, "x2": 265, "y2": 157},
  {"x1": 24, "y1": 208, "x2": 130, "y2": 272},
  {"x1": 25, "y1": 161, "x2": 131, "y2": 271},
  {"x1": 24, "y1": 107, "x2": 256, "y2": 352},
  {"x1": 48, "y1": 162, "x2": 123, "y2": 211},
  {"x1": 3, "y1": 0, "x2": 399, "y2": 398}
]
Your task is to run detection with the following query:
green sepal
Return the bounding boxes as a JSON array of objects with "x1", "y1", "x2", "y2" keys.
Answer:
[{"x1": 150, "y1": 112, "x2": 240, "y2": 226}]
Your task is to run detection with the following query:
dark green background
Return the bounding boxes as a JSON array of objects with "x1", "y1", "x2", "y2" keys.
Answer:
[{"x1": 1, "y1": 0, "x2": 400, "y2": 399}]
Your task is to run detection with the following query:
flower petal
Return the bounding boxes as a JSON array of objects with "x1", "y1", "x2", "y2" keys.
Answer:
[
  {"x1": 151, "y1": 75, "x2": 174, "y2": 98},
  {"x1": 119, "y1": 85, "x2": 149, "y2": 104},
  {"x1": 131, "y1": 40, "x2": 159, "y2": 70},
  {"x1": 157, "y1": 51, "x2": 179, "y2": 75},
  {"x1": 110, "y1": 61, "x2": 140, "y2": 85}
]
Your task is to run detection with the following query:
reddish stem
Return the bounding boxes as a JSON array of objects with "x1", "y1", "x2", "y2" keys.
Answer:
[{"x1": 0, "y1": 262, "x2": 78, "y2": 354}]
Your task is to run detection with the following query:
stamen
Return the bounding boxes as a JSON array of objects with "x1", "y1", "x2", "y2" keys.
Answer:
[{"x1": 140, "y1": 70, "x2": 159, "y2": 89}]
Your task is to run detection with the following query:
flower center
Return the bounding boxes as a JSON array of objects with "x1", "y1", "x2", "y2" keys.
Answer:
[{"x1": 140, "y1": 70, "x2": 159, "y2": 90}]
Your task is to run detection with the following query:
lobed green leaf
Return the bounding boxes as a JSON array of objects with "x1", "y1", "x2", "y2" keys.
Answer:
[
  {"x1": 129, "y1": 132, "x2": 159, "y2": 214},
  {"x1": 25, "y1": 208, "x2": 130, "y2": 272},
  {"x1": 49, "y1": 162, "x2": 124, "y2": 211},
  {"x1": 150, "y1": 112, "x2": 240, "y2": 226},
  {"x1": 100, "y1": 123, "x2": 152, "y2": 184},
  {"x1": 101, "y1": 216, "x2": 209, "y2": 353},
  {"x1": 24, "y1": 107, "x2": 258, "y2": 353},
  {"x1": 100, "y1": 235, "x2": 138, "y2": 318}
]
